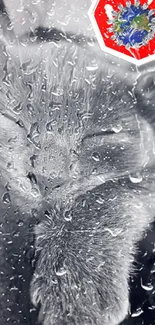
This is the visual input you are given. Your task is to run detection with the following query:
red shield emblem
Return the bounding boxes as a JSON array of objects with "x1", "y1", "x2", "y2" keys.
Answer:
[{"x1": 88, "y1": 0, "x2": 155, "y2": 64}]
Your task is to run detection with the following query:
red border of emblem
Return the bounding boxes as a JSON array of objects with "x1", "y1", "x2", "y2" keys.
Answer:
[{"x1": 88, "y1": 0, "x2": 155, "y2": 65}]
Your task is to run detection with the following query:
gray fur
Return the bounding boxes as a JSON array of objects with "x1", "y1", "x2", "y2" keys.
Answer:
[{"x1": 0, "y1": 41, "x2": 155, "y2": 325}]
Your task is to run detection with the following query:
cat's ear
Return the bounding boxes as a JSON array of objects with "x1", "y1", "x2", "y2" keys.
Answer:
[
  {"x1": 133, "y1": 70, "x2": 155, "y2": 123},
  {"x1": 134, "y1": 70, "x2": 155, "y2": 100}
]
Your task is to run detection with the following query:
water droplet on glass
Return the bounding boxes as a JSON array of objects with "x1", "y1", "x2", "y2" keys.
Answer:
[
  {"x1": 7, "y1": 162, "x2": 13, "y2": 169},
  {"x1": 13, "y1": 231, "x2": 20, "y2": 237},
  {"x1": 30, "y1": 155, "x2": 38, "y2": 168},
  {"x1": 97, "y1": 262, "x2": 106, "y2": 271},
  {"x1": 82, "y1": 199, "x2": 86, "y2": 207},
  {"x1": 52, "y1": 88, "x2": 63, "y2": 97},
  {"x1": 27, "y1": 122, "x2": 41, "y2": 148},
  {"x1": 0, "y1": 24, "x2": 3, "y2": 36},
  {"x1": 141, "y1": 278, "x2": 153, "y2": 291},
  {"x1": 96, "y1": 197, "x2": 104, "y2": 204},
  {"x1": 104, "y1": 227, "x2": 122, "y2": 237},
  {"x1": 27, "y1": 103, "x2": 34, "y2": 115},
  {"x1": 132, "y1": 307, "x2": 144, "y2": 317},
  {"x1": 49, "y1": 102, "x2": 61, "y2": 112},
  {"x1": 10, "y1": 286, "x2": 18, "y2": 291},
  {"x1": 129, "y1": 173, "x2": 143, "y2": 184},
  {"x1": 5, "y1": 183, "x2": 11, "y2": 191},
  {"x1": 29, "y1": 11, "x2": 38, "y2": 24},
  {"x1": 7, "y1": 22, "x2": 14, "y2": 31},
  {"x1": 32, "y1": 0, "x2": 41, "y2": 4},
  {"x1": 16, "y1": 119, "x2": 24, "y2": 128},
  {"x1": 86, "y1": 65, "x2": 98, "y2": 71},
  {"x1": 32, "y1": 187, "x2": 40, "y2": 197},
  {"x1": 31, "y1": 209, "x2": 38, "y2": 219},
  {"x1": 55, "y1": 267, "x2": 67, "y2": 276},
  {"x1": 13, "y1": 102, "x2": 23, "y2": 114},
  {"x1": 112, "y1": 124, "x2": 122, "y2": 133},
  {"x1": 108, "y1": 106, "x2": 113, "y2": 111},
  {"x1": 17, "y1": 220, "x2": 24, "y2": 227},
  {"x1": 27, "y1": 172, "x2": 37, "y2": 185},
  {"x1": 92, "y1": 152, "x2": 100, "y2": 162},
  {"x1": 46, "y1": 121, "x2": 53, "y2": 133},
  {"x1": 148, "y1": 305, "x2": 155, "y2": 310},
  {"x1": 2, "y1": 192, "x2": 11, "y2": 204},
  {"x1": 29, "y1": 122, "x2": 40, "y2": 139},
  {"x1": 64, "y1": 210, "x2": 73, "y2": 222},
  {"x1": 81, "y1": 112, "x2": 93, "y2": 120}
]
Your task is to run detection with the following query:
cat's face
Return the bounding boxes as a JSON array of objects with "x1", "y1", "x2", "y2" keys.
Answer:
[{"x1": 0, "y1": 42, "x2": 154, "y2": 214}]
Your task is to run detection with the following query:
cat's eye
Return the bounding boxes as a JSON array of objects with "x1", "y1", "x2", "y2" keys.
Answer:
[{"x1": 82, "y1": 129, "x2": 116, "y2": 142}]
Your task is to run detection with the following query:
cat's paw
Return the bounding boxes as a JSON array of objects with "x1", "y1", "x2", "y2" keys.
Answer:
[
  {"x1": 31, "y1": 271, "x2": 129, "y2": 325},
  {"x1": 30, "y1": 218, "x2": 130, "y2": 325},
  {"x1": 102, "y1": 299, "x2": 129, "y2": 325}
]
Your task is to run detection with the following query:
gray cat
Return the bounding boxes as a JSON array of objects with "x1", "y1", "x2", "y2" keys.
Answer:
[{"x1": 0, "y1": 36, "x2": 155, "y2": 325}]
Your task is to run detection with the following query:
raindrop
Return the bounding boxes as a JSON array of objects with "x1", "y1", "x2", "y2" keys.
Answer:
[
  {"x1": 55, "y1": 267, "x2": 67, "y2": 276},
  {"x1": 97, "y1": 262, "x2": 106, "y2": 271},
  {"x1": 58, "y1": 127, "x2": 63, "y2": 135},
  {"x1": 46, "y1": 121, "x2": 53, "y2": 133},
  {"x1": 30, "y1": 34, "x2": 38, "y2": 43},
  {"x1": 52, "y1": 88, "x2": 63, "y2": 97},
  {"x1": 27, "y1": 103, "x2": 34, "y2": 115},
  {"x1": 27, "y1": 172, "x2": 37, "y2": 185},
  {"x1": 0, "y1": 25, "x2": 3, "y2": 39},
  {"x1": 143, "y1": 3, "x2": 148, "y2": 9},
  {"x1": 10, "y1": 286, "x2": 18, "y2": 291},
  {"x1": 108, "y1": 106, "x2": 113, "y2": 111},
  {"x1": 64, "y1": 210, "x2": 73, "y2": 222},
  {"x1": 44, "y1": 210, "x2": 52, "y2": 220},
  {"x1": 104, "y1": 227, "x2": 122, "y2": 237},
  {"x1": 3, "y1": 65, "x2": 11, "y2": 86},
  {"x1": 148, "y1": 305, "x2": 155, "y2": 310},
  {"x1": 13, "y1": 231, "x2": 20, "y2": 238},
  {"x1": 49, "y1": 102, "x2": 61, "y2": 112},
  {"x1": 131, "y1": 307, "x2": 144, "y2": 317},
  {"x1": 32, "y1": 187, "x2": 40, "y2": 197},
  {"x1": 86, "y1": 65, "x2": 98, "y2": 71},
  {"x1": 29, "y1": 11, "x2": 37, "y2": 24},
  {"x1": 8, "y1": 136, "x2": 17, "y2": 144},
  {"x1": 2, "y1": 192, "x2": 11, "y2": 204},
  {"x1": 129, "y1": 173, "x2": 143, "y2": 184},
  {"x1": 32, "y1": 0, "x2": 41, "y2": 4},
  {"x1": 16, "y1": 119, "x2": 24, "y2": 128},
  {"x1": 92, "y1": 152, "x2": 100, "y2": 162},
  {"x1": 81, "y1": 112, "x2": 93, "y2": 120},
  {"x1": 82, "y1": 199, "x2": 86, "y2": 207},
  {"x1": 7, "y1": 22, "x2": 14, "y2": 31},
  {"x1": 7, "y1": 162, "x2": 13, "y2": 169},
  {"x1": 96, "y1": 197, "x2": 104, "y2": 204},
  {"x1": 30, "y1": 155, "x2": 38, "y2": 168},
  {"x1": 126, "y1": 1, "x2": 131, "y2": 7},
  {"x1": 5, "y1": 183, "x2": 11, "y2": 191},
  {"x1": 27, "y1": 122, "x2": 40, "y2": 148},
  {"x1": 17, "y1": 220, "x2": 24, "y2": 227},
  {"x1": 13, "y1": 102, "x2": 23, "y2": 114},
  {"x1": 141, "y1": 278, "x2": 153, "y2": 291},
  {"x1": 19, "y1": 37, "x2": 29, "y2": 47},
  {"x1": 112, "y1": 124, "x2": 122, "y2": 133}
]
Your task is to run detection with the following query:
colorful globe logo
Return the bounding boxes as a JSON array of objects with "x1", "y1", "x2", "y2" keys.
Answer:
[
  {"x1": 89, "y1": 0, "x2": 155, "y2": 64},
  {"x1": 108, "y1": 2, "x2": 155, "y2": 49}
]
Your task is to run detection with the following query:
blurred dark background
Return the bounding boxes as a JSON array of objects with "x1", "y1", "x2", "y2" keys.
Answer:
[{"x1": 121, "y1": 222, "x2": 155, "y2": 325}]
